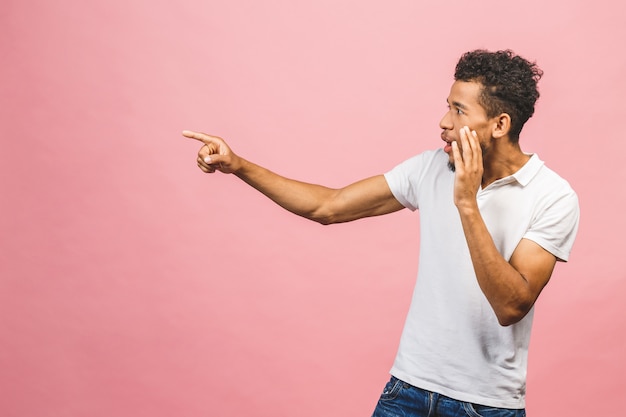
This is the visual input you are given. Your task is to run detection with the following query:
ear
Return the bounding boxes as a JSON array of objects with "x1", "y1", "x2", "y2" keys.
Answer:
[{"x1": 492, "y1": 113, "x2": 511, "y2": 139}]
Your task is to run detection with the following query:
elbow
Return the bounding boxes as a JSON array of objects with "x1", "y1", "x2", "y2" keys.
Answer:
[
  {"x1": 283, "y1": 204, "x2": 336, "y2": 225},
  {"x1": 314, "y1": 216, "x2": 334, "y2": 226},
  {"x1": 306, "y1": 190, "x2": 356, "y2": 225},
  {"x1": 497, "y1": 314, "x2": 522, "y2": 327},
  {"x1": 492, "y1": 284, "x2": 538, "y2": 326},
  {"x1": 495, "y1": 302, "x2": 533, "y2": 327},
  {"x1": 307, "y1": 206, "x2": 341, "y2": 225},
  {"x1": 313, "y1": 214, "x2": 340, "y2": 226},
  {"x1": 303, "y1": 212, "x2": 333, "y2": 225}
]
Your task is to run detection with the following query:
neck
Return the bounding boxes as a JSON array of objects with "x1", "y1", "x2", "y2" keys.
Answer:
[{"x1": 481, "y1": 141, "x2": 530, "y2": 188}]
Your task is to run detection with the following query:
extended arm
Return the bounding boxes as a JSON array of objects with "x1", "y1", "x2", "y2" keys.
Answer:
[
  {"x1": 452, "y1": 127, "x2": 557, "y2": 326},
  {"x1": 183, "y1": 130, "x2": 405, "y2": 224}
]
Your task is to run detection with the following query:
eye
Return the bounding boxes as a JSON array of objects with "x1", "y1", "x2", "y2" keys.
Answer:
[{"x1": 447, "y1": 104, "x2": 464, "y2": 116}]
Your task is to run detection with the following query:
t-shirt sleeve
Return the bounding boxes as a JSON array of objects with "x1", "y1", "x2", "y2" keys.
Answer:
[
  {"x1": 524, "y1": 186, "x2": 580, "y2": 262},
  {"x1": 383, "y1": 151, "x2": 437, "y2": 211}
]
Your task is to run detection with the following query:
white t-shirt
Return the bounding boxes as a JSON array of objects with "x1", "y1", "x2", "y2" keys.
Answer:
[{"x1": 384, "y1": 149, "x2": 579, "y2": 409}]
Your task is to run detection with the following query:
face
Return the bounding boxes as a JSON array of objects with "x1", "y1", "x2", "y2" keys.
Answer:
[{"x1": 439, "y1": 81, "x2": 494, "y2": 169}]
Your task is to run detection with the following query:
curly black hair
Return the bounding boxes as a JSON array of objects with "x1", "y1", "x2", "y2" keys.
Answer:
[{"x1": 454, "y1": 49, "x2": 543, "y2": 142}]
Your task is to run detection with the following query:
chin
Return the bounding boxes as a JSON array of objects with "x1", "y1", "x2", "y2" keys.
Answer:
[{"x1": 448, "y1": 161, "x2": 455, "y2": 172}]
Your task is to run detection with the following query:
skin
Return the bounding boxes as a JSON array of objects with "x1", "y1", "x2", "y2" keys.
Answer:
[
  {"x1": 182, "y1": 133, "x2": 404, "y2": 224},
  {"x1": 442, "y1": 81, "x2": 557, "y2": 326},
  {"x1": 183, "y1": 80, "x2": 557, "y2": 326}
]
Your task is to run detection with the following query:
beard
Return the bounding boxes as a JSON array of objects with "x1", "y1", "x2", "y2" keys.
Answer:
[{"x1": 446, "y1": 142, "x2": 488, "y2": 173}]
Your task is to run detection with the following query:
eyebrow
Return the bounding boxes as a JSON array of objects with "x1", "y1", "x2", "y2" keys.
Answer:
[{"x1": 450, "y1": 100, "x2": 468, "y2": 110}]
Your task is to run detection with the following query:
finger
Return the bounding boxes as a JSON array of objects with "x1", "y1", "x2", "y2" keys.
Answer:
[
  {"x1": 469, "y1": 129, "x2": 482, "y2": 168},
  {"x1": 462, "y1": 126, "x2": 475, "y2": 158},
  {"x1": 202, "y1": 153, "x2": 227, "y2": 166},
  {"x1": 198, "y1": 153, "x2": 225, "y2": 172},
  {"x1": 182, "y1": 130, "x2": 221, "y2": 146},
  {"x1": 197, "y1": 161, "x2": 210, "y2": 173},
  {"x1": 463, "y1": 126, "x2": 480, "y2": 163},
  {"x1": 197, "y1": 160, "x2": 216, "y2": 174},
  {"x1": 464, "y1": 127, "x2": 477, "y2": 151},
  {"x1": 197, "y1": 156, "x2": 210, "y2": 169},
  {"x1": 197, "y1": 156, "x2": 209, "y2": 167},
  {"x1": 459, "y1": 126, "x2": 472, "y2": 163},
  {"x1": 462, "y1": 127, "x2": 481, "y2": 170},
  {"x1": 451, "y1": 141, "x2": 464, "y2": 172}
]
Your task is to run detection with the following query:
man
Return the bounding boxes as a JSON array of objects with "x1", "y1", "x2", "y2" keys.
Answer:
[{"x1": 183, "y1": 50, "x2": 579, "y2": 416}]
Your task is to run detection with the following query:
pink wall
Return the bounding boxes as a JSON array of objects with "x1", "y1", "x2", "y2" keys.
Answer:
[{"x1": 1, "y1": 1, "x2": 624, "y2": 416}]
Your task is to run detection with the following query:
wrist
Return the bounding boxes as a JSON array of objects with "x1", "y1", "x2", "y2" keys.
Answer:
[
  {"x1": 455, "y1": 199, "x2": 479, "y2": 215},
  {"x1": 233, "y1": 157, "x2": 257, "y2": 179}
]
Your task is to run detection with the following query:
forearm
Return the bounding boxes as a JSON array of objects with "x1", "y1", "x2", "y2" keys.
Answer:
[
  {"x1": 457, "y1": 205, "x2": 533, "y2": 326},
  {"x1": 234, "y1": 158, "x2": 403, "y2": 225},
  {"x1": 233, "y1": 158, "x2": 341, "y2": 224}
]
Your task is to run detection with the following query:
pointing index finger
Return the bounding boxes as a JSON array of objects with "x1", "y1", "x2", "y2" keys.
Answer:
[{"x1": 182, "y1": 130, "x2": 217, "y2": 145}]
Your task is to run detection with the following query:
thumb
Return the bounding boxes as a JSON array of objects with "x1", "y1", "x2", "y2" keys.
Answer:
[
  {"x1": 203, "y1": 153, "x2": 227, "y2": 165},
  {"x1": 201, "y1": 152, "x2": 234, "y2": 173}
]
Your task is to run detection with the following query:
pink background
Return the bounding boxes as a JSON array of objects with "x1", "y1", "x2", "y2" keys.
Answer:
[{"x1": 1, "y1": 1, "x2": 624, "y2": 416}]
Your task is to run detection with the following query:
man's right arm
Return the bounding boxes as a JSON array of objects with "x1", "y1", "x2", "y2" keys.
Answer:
[{"x1": 183, "y1": 130, "x2": 405, "y2": 225}]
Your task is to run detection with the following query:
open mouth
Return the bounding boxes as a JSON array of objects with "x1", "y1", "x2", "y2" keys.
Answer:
[{"x1": 441, "y1": 133, "x2": 453, "y2": 153}]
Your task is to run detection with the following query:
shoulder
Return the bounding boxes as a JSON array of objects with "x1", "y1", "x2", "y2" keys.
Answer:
[
  {"x1": 388, "y1": 149, "x2": 448, "y2": 174},
  {"x1": 524, "y1": 155, "x2": 578, "y2": 203},
  {"x1": 384, "y1": 149, "x2": 451, "y2": 211},
  {"x1": 522, "y1": 157, "x2": 580, "y2": 261}
]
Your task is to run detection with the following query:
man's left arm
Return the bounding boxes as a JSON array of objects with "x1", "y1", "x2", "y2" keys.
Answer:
[
  {"x1": 452, "y1": 127, "x2": 557, "y2": 326},
  {"x1": 456, "y1": 211, "x2": 556, "y2": 326}
]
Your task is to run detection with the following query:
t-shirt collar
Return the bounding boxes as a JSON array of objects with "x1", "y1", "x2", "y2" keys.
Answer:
[{"x1": 511, "y1": 154, "x2": 544, "y2": 187}]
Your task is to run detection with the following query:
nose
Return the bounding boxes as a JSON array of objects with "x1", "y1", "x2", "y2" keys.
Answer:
[{"x1": 439, "y1": 109, "x2": 453, "y2": 130}]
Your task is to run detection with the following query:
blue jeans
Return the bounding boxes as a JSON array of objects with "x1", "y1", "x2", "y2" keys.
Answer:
[{"x1": 372, "y1": 377, "x2": 526, "y2": 417}]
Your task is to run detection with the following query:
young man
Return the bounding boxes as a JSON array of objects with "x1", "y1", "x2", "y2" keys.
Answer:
[{"x1": 183, "y1": 50, "x2": 579, "y2": 416}]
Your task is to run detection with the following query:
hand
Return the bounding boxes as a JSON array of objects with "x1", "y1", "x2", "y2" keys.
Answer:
[
  {"x1": 182, "y1": 130, "x2": 241, "y2": 174},
  {"x1": 451, "y1": 126, "x2": 483, "y2": 209}
]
